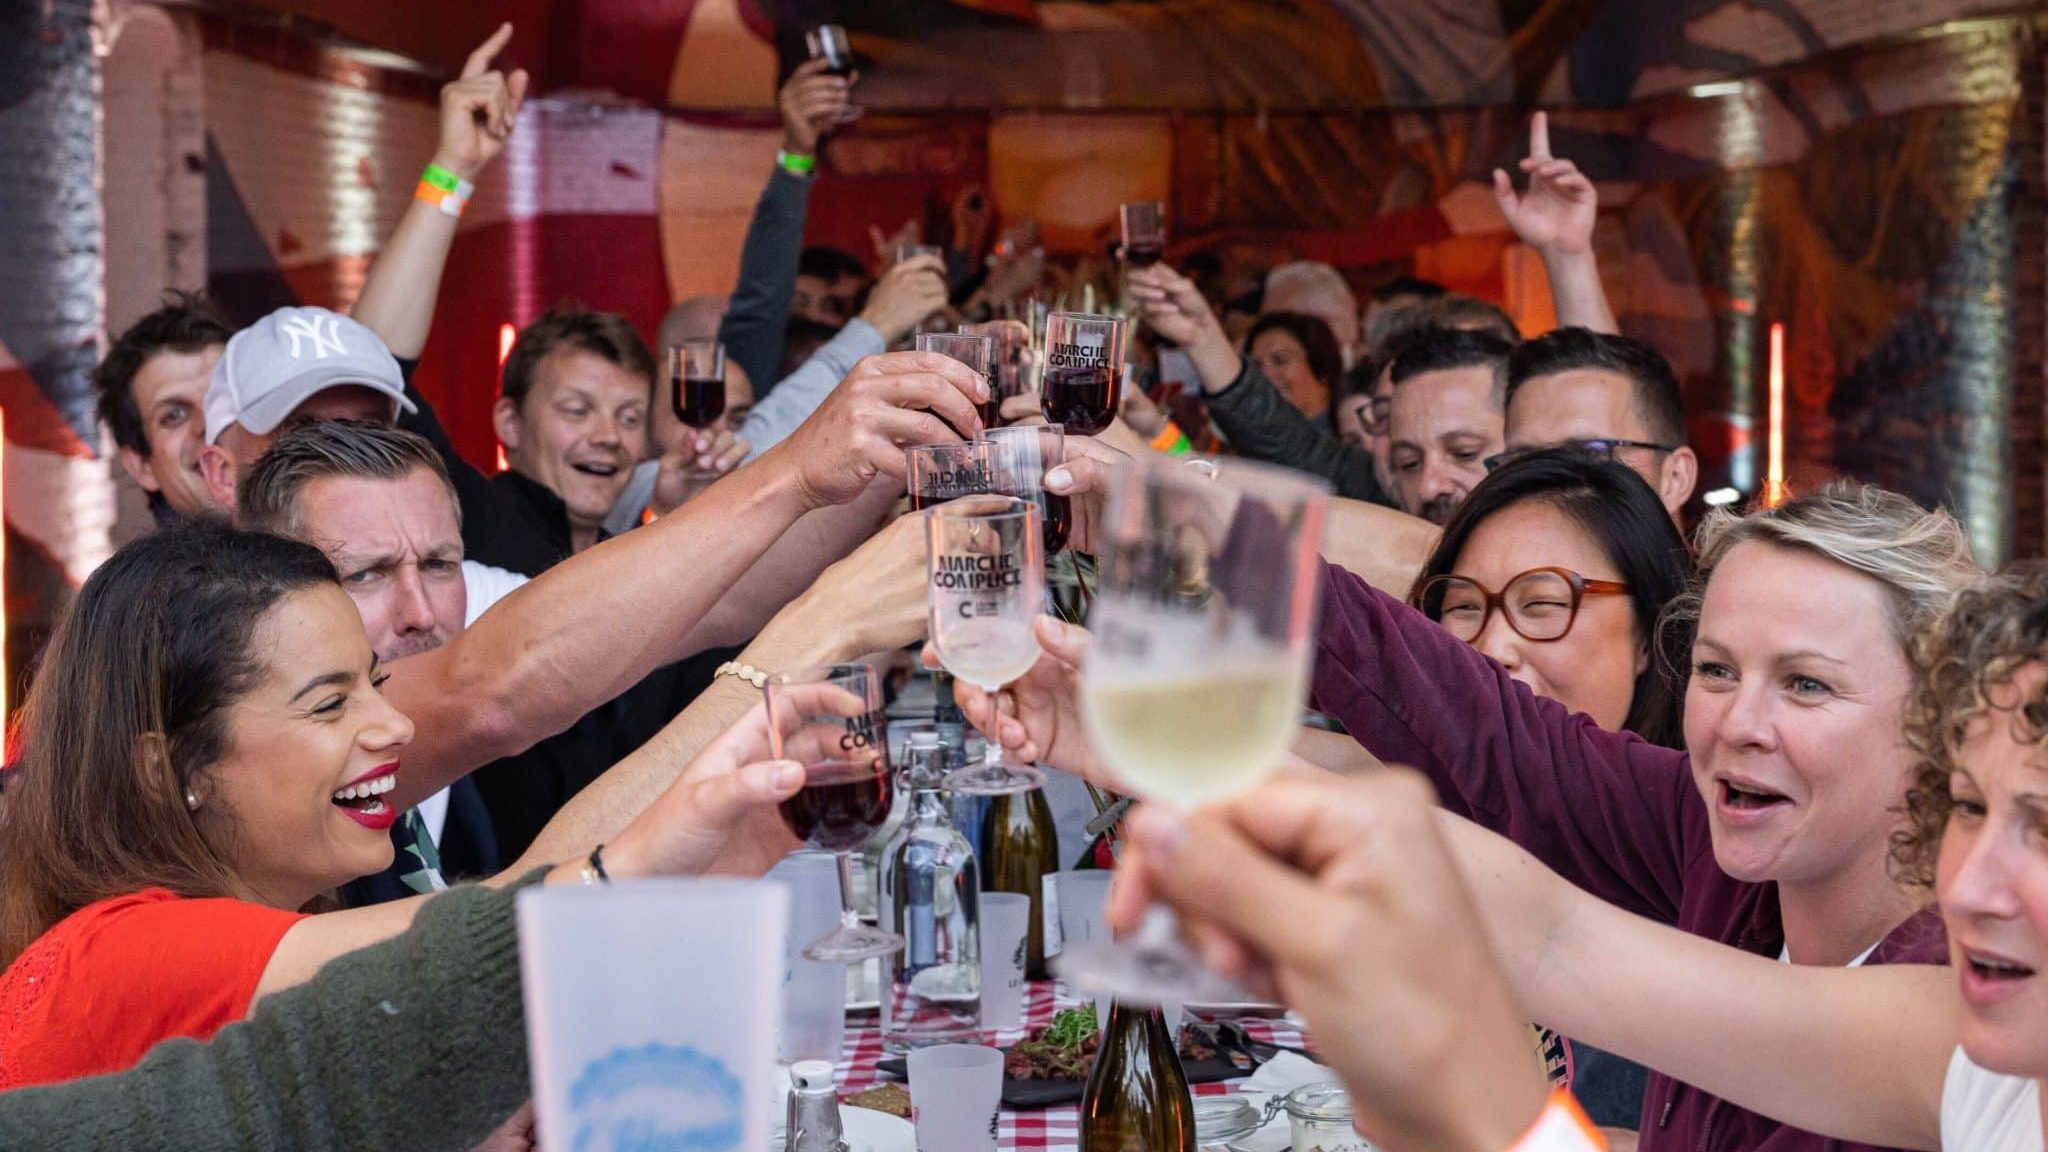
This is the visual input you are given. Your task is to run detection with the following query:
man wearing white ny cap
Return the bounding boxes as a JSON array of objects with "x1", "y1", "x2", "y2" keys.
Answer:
[{"x1": 197, "y1": 306, "x2": 418, "y2": 510}]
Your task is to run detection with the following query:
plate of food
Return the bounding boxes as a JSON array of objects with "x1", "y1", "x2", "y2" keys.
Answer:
[{"x1": 875, "y1": 1008, "x2": 1266, "y2": 1109}]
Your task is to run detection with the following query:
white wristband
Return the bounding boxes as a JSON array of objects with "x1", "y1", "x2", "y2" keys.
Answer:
[{"x1": 1505, "y1": 1091, "x2": 1605, "y2": 1152}]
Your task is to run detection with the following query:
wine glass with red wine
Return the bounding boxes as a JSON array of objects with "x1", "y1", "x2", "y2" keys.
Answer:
[
  {"x1": 905, "y1": 441, "x2": 990, "y2": 511},
  {"x1": 1040, "y1": 312, "x2": 1126, "y2": 436},
  {"x1": 915, "y1": 331, "x2": 997, "y2": 431},
  {"x1": 667, "y1": 339, "x2": 726, "y2": 430},
  {"x1": 766, "y1": 663, "x2": 903, "y2": 963},
  {"x1": 965, "y1": 319, "x2": 1032, "y2": 427},
  {"x1": 1119, "y1": 201, "x2": 1166, "y2": 268},
  {"x1": 805, "y1": 25, "x2": 862, "y2": 123},
  {"x1": 982, "y1": 423, "x2": 1069, "y2": 557}
]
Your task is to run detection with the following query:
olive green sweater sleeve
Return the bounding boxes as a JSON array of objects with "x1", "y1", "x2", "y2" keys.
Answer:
[{"x1": 0, "y1": 871, "x2": 547, "y2": 1152}]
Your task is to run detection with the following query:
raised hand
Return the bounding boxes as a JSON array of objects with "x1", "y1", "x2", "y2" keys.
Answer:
[
  {"x1": 857, "y1": 254, "x2": 950, "y2": 344},
  {"x1": 434, "y1": 23, "x2": 530, "y2": 182},
  {"x1": 779, "y1": 58, "x2": 852, "y2": 157},
  {"x1": 767, "y1": 350, "x2": 987, "y2": 509},
  {"x1": 933, "y1": 615, "x2": 1121, "y2": 790},
  {"x1": 599, "y1": 704, "x2": 809, "y2": 881},
  {"x1": 1125, "y1": 264, "x2": 1221, "y2": 349},
  {"x1": 651, "y1": 427, "x2": 750, "y2": 516},
  {"x1": 1492, "y1": 111, "x2": 1597, "y2": 257},
  {"x1": 1109, "y1": 771, "x2": 1552, "y2": 1152}
]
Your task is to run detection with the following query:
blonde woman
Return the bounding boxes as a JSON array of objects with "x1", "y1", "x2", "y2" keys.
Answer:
[{"x1": 960, "y1": 483, "x2": 1979, "y2": 1152}]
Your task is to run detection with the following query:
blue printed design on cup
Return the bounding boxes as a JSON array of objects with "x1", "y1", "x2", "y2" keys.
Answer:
[{"x1": 569, "y1": 1043, "x2": 745, "y2": 1152}]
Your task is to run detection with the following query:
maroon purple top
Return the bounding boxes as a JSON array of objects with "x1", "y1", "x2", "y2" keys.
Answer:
[{"x1": 1309, "y1": 561, "x2": 1946, "y2": 1152}]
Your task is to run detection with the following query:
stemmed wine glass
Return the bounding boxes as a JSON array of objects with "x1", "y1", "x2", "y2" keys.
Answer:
[
  {"x1": 982, "y1": 423, "x2": 1069, "y2": 557},
  {"x1": 925, "y1": 497, "x2": 1047, "y2": 795},
  {"x1": 1119, "y1": 201, "x2": 1166, "y2": 268},
  {"x1": 667, "y1": 339, "x2": 726, "y2": 431},
  {"x1": 916, "y1": 332, "x2": 997, "y2": 431},
  {"x1": 1040, "y1": 312, "x2": 1124, "y2": 436},
  {"x1": 766, "y1": 662, "x2": 903, "y2": 963},
  {"x1": 1055, "y1": 455, "x2": 1331, "y2": 1004},
  {"x1": 805, "y1": 25, "x2": 862, "y2": 124}
]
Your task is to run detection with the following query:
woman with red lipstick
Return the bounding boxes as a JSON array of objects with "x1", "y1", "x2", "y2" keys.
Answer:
[{"x1": 0, "y1": 520, "x2": 808, "y2": 1090}]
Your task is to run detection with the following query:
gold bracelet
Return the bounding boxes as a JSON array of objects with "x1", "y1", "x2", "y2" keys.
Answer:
[{"x1": 715, "y1": 660, "x2": 769, "y2": 689}]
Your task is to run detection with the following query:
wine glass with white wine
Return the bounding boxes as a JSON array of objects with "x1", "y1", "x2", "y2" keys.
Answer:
[
  {"x1": 1058, "y1": 454, "x2": 1330, "y2": 1004},
  {"x1": 926, "y1": 496, "x2": 1048, "y2": 795}
]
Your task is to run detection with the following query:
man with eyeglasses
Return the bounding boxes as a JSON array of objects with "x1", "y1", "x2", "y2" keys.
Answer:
[{"x1": 1491, "y1": 327, "x2": 1698, "y2": 518}]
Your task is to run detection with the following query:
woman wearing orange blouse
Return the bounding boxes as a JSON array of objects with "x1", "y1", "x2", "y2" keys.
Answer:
[{"x1": 0, "y1": 520, "x2": 806, "y2": 1088}]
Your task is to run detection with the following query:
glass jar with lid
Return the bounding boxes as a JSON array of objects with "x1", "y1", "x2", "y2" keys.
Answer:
[
  {"x1": 1192, "y1": 1095, "x2": 1264, "y2": 1150},
  {"x1": 1280, "y1": 1082, "x2": 1372, "y2": 1152}
]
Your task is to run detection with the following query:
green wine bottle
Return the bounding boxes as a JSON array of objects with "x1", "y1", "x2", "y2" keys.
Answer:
[
  {"x1": 979, "y1": 786, "x2": 1060, "y2": 980},
  {"x1": 1079, "y1": 1002, "x2": 1196, "y2": 1152}
]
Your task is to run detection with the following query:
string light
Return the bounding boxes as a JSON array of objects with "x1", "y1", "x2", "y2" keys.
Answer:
[
  {"x1": 1764, "y1": 321, "x2": 1787, "y2": 508},
  {"x1": 497, "y1": 323, "x2": 516, "y2": 473}
]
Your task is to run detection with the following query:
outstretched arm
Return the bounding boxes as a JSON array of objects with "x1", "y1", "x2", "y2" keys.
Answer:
[
  {"x1": 381, "y1": 352, "x2": 988, "y2": 806},
  {"x1": 716, "y1": 58, "x2": 851, "y2": 392},
  {"x1": 1493, "y1": 112, "x2": 1617, "y2": 335},
  {"x1": 1440, "y1": 812, "x2": 1953, "y2": 1151},
  {"x1": 353, "y1": 24, "x2": 527, "y2": 359}
]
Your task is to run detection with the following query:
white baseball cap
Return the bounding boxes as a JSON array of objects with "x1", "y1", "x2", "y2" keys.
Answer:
[{"x1": 205, "y1": 306, "x2": 416, "y2": 444}]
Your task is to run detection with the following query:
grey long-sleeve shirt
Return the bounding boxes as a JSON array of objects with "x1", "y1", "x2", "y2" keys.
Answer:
[
  {"x1": 717, "y1": 166, "x2": 814, "y2": 400},
  {"x1": 1205, "y1": 358, "x2": 1394, "y2": 507},
  {"x1": 0, "y1": 874, "x2": 543, "y2": 1152},
  {"x1": 605, "y1": 318, "x2": 886, "y2": 535}
]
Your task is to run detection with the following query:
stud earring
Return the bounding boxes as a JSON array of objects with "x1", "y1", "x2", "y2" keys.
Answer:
[{"x1": 185, "y1": 789, "x2": 199, "y2": 812}]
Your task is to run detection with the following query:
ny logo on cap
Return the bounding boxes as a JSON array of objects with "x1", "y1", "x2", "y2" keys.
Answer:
[{"x1": 279, "y1": 313, "x2": 348, "y2": 360}]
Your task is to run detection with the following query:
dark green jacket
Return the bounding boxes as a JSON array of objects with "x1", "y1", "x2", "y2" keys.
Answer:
[{"x1": 1205, "y1": 358, "x2": 1395, "y2": 507}]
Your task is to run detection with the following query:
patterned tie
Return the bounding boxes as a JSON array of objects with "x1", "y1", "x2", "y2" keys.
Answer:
[{"x1": 396, "y1": 809, "x2": 449, "y2": 895}]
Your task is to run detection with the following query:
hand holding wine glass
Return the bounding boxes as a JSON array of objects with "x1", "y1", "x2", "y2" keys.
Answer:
[
  {"x1": 778, "y1": 57, "x2": 850, "y2": 156},
  {"x1": 1058, "y1": 453, "x2": 1331, "y2": 1003},
  {"x1": 764, "y1": 350, "x2": 988, "y2": 509},
  {"x1": 803, "y1": 25, "x2": 861, "y2": 124},
  {"x1": 925, "y1": 496, "x2": 1047, "y2": 794},
  {"x1": 1106, "y1": 772, "x2": 1553, "y2": 1152},
  {"x1": 765, "y1": 664, "x2": 902, "y2": 963}
]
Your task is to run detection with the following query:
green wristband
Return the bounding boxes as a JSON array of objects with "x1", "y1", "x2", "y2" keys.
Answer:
[
  {"x1": 421, "y1": 163, "x2": 464, "y2": 194},
  {"x1": 776, "y1": 149, "x2": 816, "y2": 176}
]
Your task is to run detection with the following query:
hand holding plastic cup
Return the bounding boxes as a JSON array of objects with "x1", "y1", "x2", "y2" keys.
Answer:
[{"x1": 908, "y1": 1044, "x2": 1003, "y2": 1152}]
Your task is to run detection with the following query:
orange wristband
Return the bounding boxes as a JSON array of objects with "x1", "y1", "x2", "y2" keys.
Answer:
[{"x1": 1504, "y1": 1090, "x2": 1604, "y2": 1152}]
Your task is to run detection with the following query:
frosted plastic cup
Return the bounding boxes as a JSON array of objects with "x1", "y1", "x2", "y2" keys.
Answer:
[
  {"x1": 517, "y1": 879, "x2": 786, "y2": 1152},
  {"x1": 908, "y1": 1044, "x2": 1003, "y2": 1152},
  {"x1": 767, "y1": 852, "x2": 847, "y2": 1063},
  {"x1": 978, "y1": 893, "x2": 1032, "y2": 1032},
  {"x1": 1057, "y1": 871, "x2": 1114, "y2": 951}
]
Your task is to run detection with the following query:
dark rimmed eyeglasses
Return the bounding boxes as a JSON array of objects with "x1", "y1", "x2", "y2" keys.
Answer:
[
  {"x1": 1411, "y1": 566, "x2": 1630, "y2": 643},
  {"x1": 1483, "y1": 438, "x2": 1678, "y2": 473}
]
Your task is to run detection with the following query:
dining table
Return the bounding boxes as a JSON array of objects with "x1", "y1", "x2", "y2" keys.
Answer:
[{"x1": 832, "y1": 980, "x2": 1315, "y2": 1151}]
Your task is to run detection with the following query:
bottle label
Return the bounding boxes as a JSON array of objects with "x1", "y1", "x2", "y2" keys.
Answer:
[{"x1": 1042, "y1": 872, "x2": 1063, "y2": 957}]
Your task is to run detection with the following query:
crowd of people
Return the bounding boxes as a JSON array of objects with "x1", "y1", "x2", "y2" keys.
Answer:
[{"x1": 1, "y1": 21, "x2": 2044, "y2": 1152}]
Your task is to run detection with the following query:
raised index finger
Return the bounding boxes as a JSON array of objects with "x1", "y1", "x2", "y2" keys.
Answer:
[
  {"x1": 463, "y1": 22, "x2": 514, "y2": 80},
  {"x1": 1528, "y1": 110, "x2": 1552, "y2": 162}
]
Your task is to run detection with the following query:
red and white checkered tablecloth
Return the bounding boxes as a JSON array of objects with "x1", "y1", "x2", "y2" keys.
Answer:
[{"x1": 836, "y1": 982, "x2": 1311, "y2": 1151}]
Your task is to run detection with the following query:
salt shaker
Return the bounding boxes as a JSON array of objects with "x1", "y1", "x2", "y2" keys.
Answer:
[{"x1": 784, "y1": 1059, "x2": 847, "y2": 1152}]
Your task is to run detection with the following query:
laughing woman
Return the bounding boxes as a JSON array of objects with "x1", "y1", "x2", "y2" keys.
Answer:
[
  {"x1": 0, "y1": 521, "x2": 806, "y2": 1089},
  {"x1": 960, "y1": 482, "x2": 1980, "y2": 1152}
]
